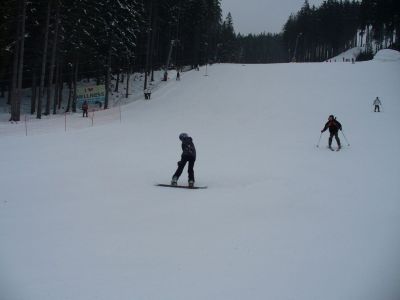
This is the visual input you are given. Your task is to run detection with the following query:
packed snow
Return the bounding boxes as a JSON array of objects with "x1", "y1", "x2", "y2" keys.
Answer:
[
  {"x1": 1, "y1": 54, "x2": 400, "y2": 300},
  {"x1": 329, "y1": 46, "x2": 364, "y2": 62},
  {"x1": 374, "y1": 49, "x2": 400, "y2": 62}
]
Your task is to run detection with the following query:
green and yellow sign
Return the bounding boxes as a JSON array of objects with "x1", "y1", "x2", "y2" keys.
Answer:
[{"x1": 76, "y1": 85, "x2": 105, "y2": 109}]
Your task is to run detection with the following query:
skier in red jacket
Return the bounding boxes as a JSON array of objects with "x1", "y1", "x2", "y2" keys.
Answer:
[{"x1": 321, "y1": 115, "x2": 342, "y2": 150}]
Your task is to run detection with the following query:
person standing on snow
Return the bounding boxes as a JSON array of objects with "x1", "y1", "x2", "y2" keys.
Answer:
[
  {"x1": 144, "y1": 88, "x2": 151, "y2": 100},
  {"x1": 82, "y1": 101, "x2": 89, "y2": 117},
  {"x1": 171, "y1": 133, "x2": 196, "y2": 187},
  {"x1": 373, "y1": 97, "x2": 382, "y2": 112},
  {"x1": 321, "y1": 115, "x2": 342, "y2": 150}
]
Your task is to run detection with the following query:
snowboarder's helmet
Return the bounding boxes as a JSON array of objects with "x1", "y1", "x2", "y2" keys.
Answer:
[
  {"x1": 179, "y1": 133, "x2": 189, "y2": 140},
  {"x1": 329, "y1": 115, "x2": 334, "y2": 120}
]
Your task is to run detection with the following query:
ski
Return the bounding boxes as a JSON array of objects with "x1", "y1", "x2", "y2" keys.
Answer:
[{"x1": 156, "y1": 184, "x2": 207, "y2": 189}]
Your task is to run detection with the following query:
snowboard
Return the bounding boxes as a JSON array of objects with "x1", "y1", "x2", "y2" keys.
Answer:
[{"x1": 156, "y1": 184, "x2": 207, "y2": 189}]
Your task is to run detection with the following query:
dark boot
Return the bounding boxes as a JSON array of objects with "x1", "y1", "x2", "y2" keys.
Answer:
[{"x1": 328, "y1": 136, "x2": 333, "y2": 150}]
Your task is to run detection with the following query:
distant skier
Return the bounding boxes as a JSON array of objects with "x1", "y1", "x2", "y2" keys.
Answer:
[
  {"x1": 171, "y1": 133, "x2": 196, "y2": 187},
  {"x1": 321, "y1": 115, "x2": 342, "y2": 150},
  {"x1": 176, "y1": 71, "x2": 180, "y2": 81},
  {"x1": 82, "y1": 101, "x2": 89, "y2": 117},
  {"x1": 144, "y1": 88, "x2": 151, "y2": 100},
  {"x1": 373, "y1": 97, "x2": 382, "y2": 112}
]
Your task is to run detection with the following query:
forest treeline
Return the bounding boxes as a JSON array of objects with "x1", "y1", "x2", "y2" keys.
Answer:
[
  {"x1": 1, "y1": 0, "x2": 399, "y2": 121},
  {"x1": 239, "y1": 0, "x2": 399, "y2": 63}
]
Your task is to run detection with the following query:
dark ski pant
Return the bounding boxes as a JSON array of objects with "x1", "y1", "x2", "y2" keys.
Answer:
[
  {"x1": 173, "y1": 155, "x2": 195, "y2": 182},
  {"x1": 329, "y1": 132, "x2": 341, "y2": 148},
  {"x1": 83, "y1": 109, "x2": 88, "y2": 117},
  {"x1": 374, "y1": 105, "x2": 380, "y2": 112}
]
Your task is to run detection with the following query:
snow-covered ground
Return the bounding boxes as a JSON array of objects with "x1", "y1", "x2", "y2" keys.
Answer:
[
  {"x1": 0, "y1": 70, "x2": 176, "y2": 135},
  {"x1": 329, "y1": 46, "x2": 364, "y2": 62},
  {"x1": 374, "y1": 49, "x2": 400, "y2": 62},
  {"x1": 1, "y1": 51, "x2": 400, "y2": 300}
]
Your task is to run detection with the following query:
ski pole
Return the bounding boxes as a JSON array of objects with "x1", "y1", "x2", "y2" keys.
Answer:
[
  {"x1": 316, "y1": 132, "x2": 322, "y2": 148},
  {"x1": 341, "y1": 130, "x2": 350, "y2": 146}
]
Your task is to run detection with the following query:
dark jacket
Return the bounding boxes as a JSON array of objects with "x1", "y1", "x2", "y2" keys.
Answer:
[
  {"x1": 322, "y1": 119, "x2": 342, "y2": 134},
  {"x1": 181, "y1": 137, "x2": 196, "y2": 159}
]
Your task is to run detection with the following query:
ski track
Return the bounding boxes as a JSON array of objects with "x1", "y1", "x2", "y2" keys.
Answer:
[{"x1": 1, "y1": 57, "x2": 400, "y2": 300}]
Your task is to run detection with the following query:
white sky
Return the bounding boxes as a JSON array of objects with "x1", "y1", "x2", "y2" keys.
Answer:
[{"x1": 220, "y1": 0, "x2": 325, "y2": 34}]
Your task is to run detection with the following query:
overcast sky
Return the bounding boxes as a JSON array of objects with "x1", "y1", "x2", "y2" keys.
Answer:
[{"x1": 220, "y1": 0, "x2": 325, "y2": 34}]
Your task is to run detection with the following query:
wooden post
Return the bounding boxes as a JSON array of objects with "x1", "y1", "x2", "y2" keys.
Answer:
[
  {"x1": 119, "y1": 101, "x2": 122, "y2": 123},
  {"x1": 24, "y1": 115, "x2": 28, "y2": 136}
]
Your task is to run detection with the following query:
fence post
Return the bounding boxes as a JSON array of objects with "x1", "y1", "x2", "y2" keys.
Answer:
[
  {"x1": 24, "y1": 115, "x2": 28, "y2": 136},
  {"x1": 64, "y1": 112, "x2": 67, "y2": 132},
  {"x1": 119, "y1": 101, "x2": 122, "y2": 123}
]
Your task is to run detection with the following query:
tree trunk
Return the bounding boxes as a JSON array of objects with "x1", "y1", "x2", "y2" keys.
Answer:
[
  {"x1": 7, "y1": 84, "x2": 12, "y2": 105},
  {"x1": 37, "y1": 0, "x2": 52, "y2": 119},
  {"x1": 125, "y1": 60, "x2": 131, "y2": 98},
  {"x1": 31, "y1": 72, "x2": 37, "y2": 114},
  {"x1": 72, "y1": 58, "x2": 78, "y2": 112},
  {"x1": 366, "y1": 25, "x2": 371, "y2": 51},
  {"x1": 115, "y1": 71, "x2": 119, "y2": 92},
  {"x1": 1, "y1": 82, "x2": 5, "y2": 98},
  {"x1": 150, "y1": 0, "x2": 158, "y2": 82},
  {"x1": 9, "y1": 0, "x2": 22, "y2": 121},
  {"x1": 45, "y1": 0, "x2": 60, "y2": 115},
  {"x1": 53, "y1": 59, "x2": 60, "y2": 114},
  {"x1": 57, "y1": 64, "x2": 63, "y2": 110},
  {"x1": 14, "y1": 0, "x2": 26, "y2": 121},
  {"x1": 104, "y1": 41, "x2": 112, "y2": 109},
  {"x1": 144, "y1": 0, "x2": 153, "y2": 90},
  {"x1": 66, "y1": 80, "x2": 72, "y2": 112}
]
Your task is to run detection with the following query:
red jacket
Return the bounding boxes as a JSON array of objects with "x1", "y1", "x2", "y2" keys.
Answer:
[{"x1": 322, "y1": 119, "x2": 342, "y2": 134}]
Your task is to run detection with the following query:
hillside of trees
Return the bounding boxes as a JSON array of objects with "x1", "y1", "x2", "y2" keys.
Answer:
[
  {"x1": 281, "y1": 0, "x2": 399, "y2": 62},
  {"x1": 1, "y1": 0, "x2": 231, "y2": 121},
  {"x1": 1, "y1": 0, "x2": 399, "y2": 121},
  {"x1": 239, "y1": 0, "x2": 399, "y2": 63}
]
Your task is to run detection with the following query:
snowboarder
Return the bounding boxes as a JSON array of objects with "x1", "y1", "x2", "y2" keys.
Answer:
[
  {"x1": 82, "y1": 101, "x2": 89, "y2": 117},
  {"x1": 171, "y1": 133, "x2": 196, "y2": 187},
  {"x1": 373, "y1": 97, "x2": 382, "y2": 112},
  {"x1": 176, "y1": 71, "x2": 180, "y2": 81},
  {"x1": 321, "y1": 115, "x2": 342, "y2": 150}
]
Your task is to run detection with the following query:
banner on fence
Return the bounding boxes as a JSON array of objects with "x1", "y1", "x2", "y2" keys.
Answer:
[{"x1": 76, "y1": 85, "x2": 105, "y2": 109}]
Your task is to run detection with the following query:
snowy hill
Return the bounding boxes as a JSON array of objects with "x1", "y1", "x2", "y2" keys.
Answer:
[
  {"x1": 329, "y1": 46, "x2": 364, "y2": 62},
  {"x1": 1, "y1": 60, "x2": 400, "y2": 300},
  {"x1": 374, "y1": 49, "x2": 400, "y2": 61}
]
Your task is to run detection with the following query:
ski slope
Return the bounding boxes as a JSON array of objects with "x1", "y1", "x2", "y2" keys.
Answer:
[{"x1": 1, "y1": 54, "x2": 400, "y2": 300}]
